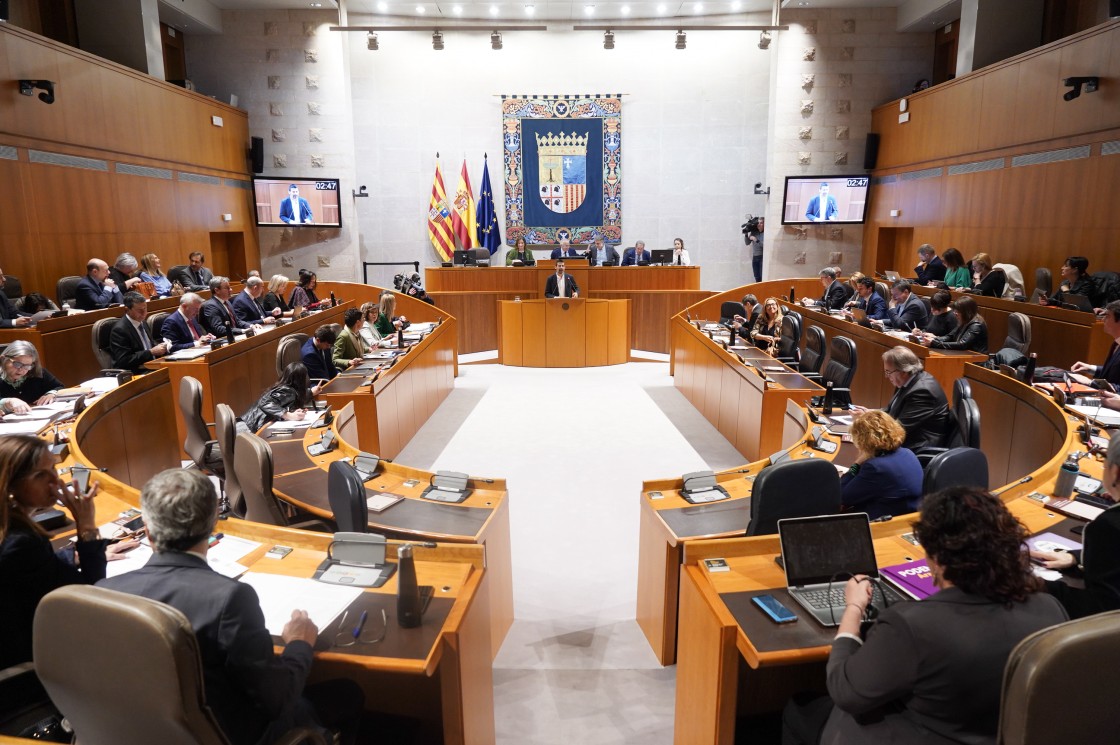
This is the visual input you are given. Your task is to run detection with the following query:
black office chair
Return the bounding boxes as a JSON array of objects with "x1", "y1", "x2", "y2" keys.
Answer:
[
  {"x1": 800, "y1": 325, "x2": 827, "y2": 379},
  {"x1": 774, "y1": 314, "x2": 801, "y2": 367},
  {"x1": 2, "y1": 275, "x2": 24, "y2": 304},
  {"x1": 874, "y1": 282, "x2": 889, "y2": 303},
  {"x1": 55, "y1": 275, "x2": 82, "y2": 308},
  {"x1": 916, "y1": 396, "x2": 981, "y2": 468},
  {"x1": 919, "y1": 295, "x2": 932, "y2": 317},
  {"x1": 922, "y1": 447, "x2": 989, "y2": 494},
  {"x1": 952, "y1": 378, "x2": 972, "y2": 410},
  {"x1": 328, "y1": 460, "x2": 368, "y2": 533},
  {"x1": 276, "y1": 333, "x2": 309, "y2": 378},
  {"x1": 147, "y1": 311, "x2": 170, "y2": 343},
  {"x1": 819, "y1": 336, "x2": 857, "y2": 408},
  {"x1": 91, "y1": 317, "x2": 117, "y2": 370},
  {"x1": 1002, "y1": 312, "x2": 1032, "y2": 355},
  {"x1": 166, "y1": 265, "x2": 193, "y2": 288},
  {"x1": 747, "y1": 459, "x2": 841, "y2": 536},
  {"x1": 719, "y1": 301, "x2": 747, "y2": 326}
]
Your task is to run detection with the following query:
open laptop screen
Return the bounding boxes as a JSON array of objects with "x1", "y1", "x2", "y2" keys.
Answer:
[{"x1": 779, "y1": 513, "x2": 879, "y2": 587}]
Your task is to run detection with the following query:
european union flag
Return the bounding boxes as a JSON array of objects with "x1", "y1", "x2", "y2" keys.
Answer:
[{"x1": 476, "y1": 155, "x2": 501, "y2": 254}]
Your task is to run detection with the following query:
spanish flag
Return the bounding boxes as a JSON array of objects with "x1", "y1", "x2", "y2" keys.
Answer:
[
  {"x1": 427, "y1": 157, "x2": 455, "y2": 262},
  {"x1": 451, "y1": 159, "x2": 477, "y2": 250}
]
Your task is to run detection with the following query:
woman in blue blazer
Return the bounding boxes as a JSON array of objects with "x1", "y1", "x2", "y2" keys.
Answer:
[{"x1": 840, "y1": 410, "x2": 923, "y2": 519}]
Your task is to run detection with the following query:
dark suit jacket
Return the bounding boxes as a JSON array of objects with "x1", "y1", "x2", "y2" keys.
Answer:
[
  {"x1": 168, "y1": 265, "x2": 214, "y2": 293},
  {"x1": 100, "y1": 552, "x2": 314, "y2": 745},
  {"x1": 107, "y1": 266, "x2": 135, "y2": 289},
  {"x1": 199, "y1": 297, "x2": 250, "y2": 337},
  {"x1": 820, "y1": 280, "x2": 848, "y2": 310},
  {"x1": 931, "y1": 317, "x2": 988, "y2": 354},
  {"x1": 0, "y1": 521, "x2": 106, "y2": 668},
  {"x1": 805, "y1": 194, "x2": 838, "y2": 221},
  {"x1": 885, "y1": 293, "x2": 929, "y2": 330},
  {"x1": 1093, "y1": 343, "x2": 1120, "y2": 387},
  {"x1": 0, "y1": 289, "x2": 23, "y2": 328},
  {"x1": 109, "y1": 315, "x2": 156, "y2": 372},
  {"x1": 544, "y1": 272, "x2": 579, "y2": 298},
  {"x1": 839, "y1": 447, "x2": 923, "y2": 519},
  {"x1": 588, "y1": 246, "x2": 620, "y2": 267},
  {"x1": 74, "y1": 275, "x2": 123, "y2": 310},
  {"x1": 620, "y1": 248, "x2": 651, "y2": 266},
  {"x1": 824, "y1": 588, "x2": 1066, "y2": 745},
  {"x1": 974, "y1": 269, "x2": 1006, "y2": 298},
  {"x1": 278, "y1": 196, "x2": 313, "y2": 224},
  {"x1": 301, "y1": 337, "x2": 337, "y2": 381},
  {"x1": 231, "y1": 290, "x2": 267, "y2": 324},
  {"x1": 549, "y1": 247, "x2": 582, "y2": 259},
  {"x1": 160, "y1": 310, "x2": 206, "y2": 353},
  {"x1": 1045, "y1": 503, "x2": 1120, "y2": 619},
  {"x1": 854, "y1": 292, "x2": 888, "y2": 320},
  {"x1": 915, "y1": 255, "x2": 947, "y2": 285},
  {"x1": 885, "y1": 371, "x2": 953, "y2": 451}
]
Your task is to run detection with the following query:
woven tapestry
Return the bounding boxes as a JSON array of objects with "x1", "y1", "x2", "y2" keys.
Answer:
[{"x1": 501, "y1": 95, "x2": 622, "y2": 247}]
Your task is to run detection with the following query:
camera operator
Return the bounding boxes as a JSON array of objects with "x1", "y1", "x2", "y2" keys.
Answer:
[
  {"x1": 743, "y1": 216, "x2": 765, "y2": 283},
  {"x1": 392, "y1": 272, "x2": 435, "y2": 306}
]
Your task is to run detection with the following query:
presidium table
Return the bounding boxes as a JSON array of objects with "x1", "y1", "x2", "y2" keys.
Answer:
[{"x1": 497, "y1": 298, "x2": 629, "y2": 367}]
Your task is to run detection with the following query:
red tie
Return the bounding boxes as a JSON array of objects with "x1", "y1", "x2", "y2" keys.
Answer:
[{"x1": 188, "y1": 318, "x2": 202, "y2": 340}]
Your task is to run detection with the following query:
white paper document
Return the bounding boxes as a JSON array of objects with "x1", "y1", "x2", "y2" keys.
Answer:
[
  {"x1": 239, "y1": 572, "x2": 362, "y2": 635},
  {"x1": 80, "y1": 377, "x2": 121, "y2": 394},
  {"x1": 1068, "y1": 404, "x2": 1120, "y2": 427},
  {"x1": 0, "y1": 420, "x2": 49, "y2": 436},
  {"x1": 166, "y1": 346, "x2": 212, "y2": 361}
]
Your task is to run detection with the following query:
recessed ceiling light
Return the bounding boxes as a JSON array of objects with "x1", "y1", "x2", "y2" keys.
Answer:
[
  {"x1": 730, "y1": 0, "x2": 741, "y2": 10},
  {"x1": 621, "y1": 5, "x2": 630, "y2": 14},
  {"x1": 524, "y1": 4, "x2": 535, "y2": 15},
  {"x1": 693, "y1": 2, "x2": 703, "y2": 13},
  {"x1": 416, "y1": 5, "x2": 425, "y2": 13},
  {"x1": 453, "y1": 4, "x2": 462, "y2": 14},
  {"x1": 490, "y1": 5, "x2": 499, "y2": 16},
  {"x1": 656, "y1": 4, "x2": 667, "y2": 14},
  {"x1": 584, "y1": 4, "x2": 595, "y2": 15},
  {"x1": 309, "y1": 2, "x2": 322, "y2": 7},
  {"x1": 377, "y1": 1, "x2": 388, "y2": 10}
]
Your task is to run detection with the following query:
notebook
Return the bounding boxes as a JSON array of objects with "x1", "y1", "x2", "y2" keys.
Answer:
[{"x1": 777, "y1": 513, "x2": 907, "y2": 626}]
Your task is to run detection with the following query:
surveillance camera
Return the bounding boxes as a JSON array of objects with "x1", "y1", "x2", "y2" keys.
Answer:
[
  {"x1": 359, "y1": 185, "x2": 368, "y2": 193},
  {"x1": 754, "y1": 182, "x2": 762, "y2": 189},
  {"x1": 1062, "y1": 76, "x2": 1099, "y2": 102}
]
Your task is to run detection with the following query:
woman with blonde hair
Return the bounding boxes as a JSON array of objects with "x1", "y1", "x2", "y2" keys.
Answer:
[
  {"x1": 373, "y1": 292, "x2": 407, "y2": 337},
  {"x1": 261, "y1": 274, "x2": 301, "y2": 319},
  {"x1": 138, "y1": 253, "x2": 172, "y2": 297},
  {"x1": 840, "y1": 409, "x2": 923, "y2": 518},
  {"x1": 969, "y1": 252, "x2": 1006, "y2": 298},
  {"x1": 748, "y1": 297, "x2": 784, "y2": 354}
]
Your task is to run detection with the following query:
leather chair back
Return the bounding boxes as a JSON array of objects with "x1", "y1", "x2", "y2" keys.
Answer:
[
  {"x1": 56, "y1": 275, "x2": 82, "y2": 308},
  {"x1": 234, "y1": 432, "x2": 288, "y2": 525},
  {"x1": 997, "y1": 609, "x2": 1120, "y2": 745},
  {"x1": 922, "y1": 447, "x2": 989, "y2": 494},
  {"x1": 719, "y1": 301, "x2": 747, "y2": 325},
  {"x1": 919, "y1": 295, "x2": 932, "y2": 316},
  {"x1": 1004, "y1": 312, "x2": 1031, "y2": 355},
  {"x1": 952, "y1": 378, "x2": 972, "y2": 410},
  {"x1": 276, "y1": 333, "x2": 310, "y2": 378},
  {"x1": 148, "y1": 311, "x2": 170, "y2": 342},
  {"x1": 167, "y1": 265, "x2": 191, "y2": 288},
  {"x1": 471, "y1": 248, "x2": 490, "y2": 264},
  {"x1": 950, "y1": 396, "x2": 981, "y2": 449},
  {"x1": 874, "y1": 282, "x2": 889, "y2": 302},
  {"x1": 748, "y1": 303, "x2": 761, "y2": 328},
  {"x1": 214, "y1": 404, "x2": 243, "y2": 517},
  {"x1": 801, "y1": 325, "x2": 826, "y2": 376},
  {"x1": 328, "y1": 460, "x2": 368, "y2": 533},
  {"x1": 748, "y1": 459, "x2": 841, "y2": 536},
  {"x1": 91, "y1": 317, "x2": 116, "y2": 369},
  {"x1": 178, "y1": 376, "x2": 222, "y2": 476},
  {"x1": 33, "y1": 584, "x2": 229, "y2": 745},
  {"x1": 336, "y1": 401, "x2": 358, "y2": 446},
  {"x1": 1032, "y1": 267, "x2": 1052, "y2": 297},
  {"x1": 776, "y1": 314, "x2": 801, "y2": 362},
  {"x1": 821, "y1": 336, "x2": 857, "y2": 403},
  {"x1": 2, "y1": 274, "x2": 23, "y2": 300}
]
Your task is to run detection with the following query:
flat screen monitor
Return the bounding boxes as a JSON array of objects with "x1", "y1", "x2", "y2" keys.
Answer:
[
  {"x1": 253, "y1": 177, "x2": 341, "y2": 228},
  {"x1": 650, "y1": 249, "x2": 673, "y2": 265},
  {"x1": 781, "y1": 176, "x2": 870, "y2": 225},
  {"x1": 453, "y1": 250, "x2": 475, "y2": 266}
]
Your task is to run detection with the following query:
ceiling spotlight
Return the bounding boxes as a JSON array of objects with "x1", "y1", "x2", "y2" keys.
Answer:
[
  {"x1": 731, "y1": 0, "x2": 741, "y2": 9},
  {"x1": 378, "y1": 1, "x2": 388, "y2": 9},
  {"x1": 524, "y1": 4, "x2": 535, "y2": 15},
  {"x1": 604, "y1": 29, "x2": 615, "y2": 49},
  {"x1": 453, "y1": 4, "x2": 462, "y2": 14},
  {"x1": 584, "y1": 4, "x2": 595, "y2": 15},
  {"x1": 675, "y1": 29, "x2": 686, "y2": 49},
  {"x1": 657, "y1": 4, "x2": 666, "y2": 14},
  {"x1": 309, "y1": 2, "x2": 322, "y2": 7},
  {"x1": 758, "y1": 30, "x2": 771, "y2": 49},
  {"x1": 490, "y1": 4, "x2": 499, "y2": 15},
  {"x1": 491, "y1": 30, "x2": 503, "y2": 49},
  {"x1": 367, "y1": 31, "x2": 379, "y2": 50},
  {"x1": 432, "y1": 30, "x2": 444, "y2": 50},
  {"x1": 621, "y1": 5, "x2": 630, "y2": 14},
  {"x1": 416, "y1": 5, "x2": 425, "y2": 13},
  {"x1": 693, "y1": 2, "x2": 703, "y2": 13}
]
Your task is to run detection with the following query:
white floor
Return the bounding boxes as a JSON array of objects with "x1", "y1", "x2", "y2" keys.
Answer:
[{"x1": 394, "y1": 362, "x2": 744, "y2": 744}]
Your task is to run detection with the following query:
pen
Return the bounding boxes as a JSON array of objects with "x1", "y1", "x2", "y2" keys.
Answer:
[{"x1": 353, "y1": 610, "x2": 368, "y2": 639}]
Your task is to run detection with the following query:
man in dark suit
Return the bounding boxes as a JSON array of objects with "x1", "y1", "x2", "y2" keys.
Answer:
[
  {"x1": 278, "y1": 184, "x2": 314, "y2": 224},
  {"x1": 107, "y1": 253, "x2": 144, "y2": 292},
  {"x1": 620, "y1": 241, "x2": 651, "y2": 267},
  {"x1": 231, "y1": 276, "x2": 278, "y2": 326},
  {"x1": 544, "y1": 260, "x2": 579, "y2": 298},
  {"x1": 75, "y1": 258, "x2": 124, "y2": 310},
  {"x1": 844, "y1": 276, "x2": 889, "y2": 321},
  {"x1": 549, "y1": 239, "x2": 581, "y2": 260},
  {"x1": 302, "y1": 325, "x2": 339, "y2": 382},
  {"x1": 100, "y1": 470, "x2": 362, "y2": 745},
  {"x1": 199, "y1": 277, "x2": 255, "y2": 338},
  {"x1": 915, "y1": 244, "x2": 947, "y2": 285},
  {"x1": 877, "y1": 346, "x2": 952, "y2": 451},
  {"x1": 109, "y1": 292, "x2": 168, "y2": 372},
  {"x1": 804, "y1": 182, "x2": 838, "y2": 222},
  {"x1": 817, "y1": 268, "x2": 848, "y2": 310},
  {"x1": 587, "y1": 236, "x2": 619, "y2": 267},
  {"x1": 0, "y1": 266, "x2": 31, "y2": 328},
  {"x1": 168, "y1": 252, "x2": 215, "y2": 293},
  {"x1": 1071, "y1": 300, "x2": 1120, "y2": 388},
  {"x1": 160, "y1": 293, "x2": 215, "y2": 352},
  {"x1": 874, "y1": 279, "x2": 929, "y2": 330}
]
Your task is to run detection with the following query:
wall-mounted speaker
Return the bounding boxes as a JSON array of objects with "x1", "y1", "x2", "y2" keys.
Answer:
[
  {"x1": 0, "y1": 0, "x2": 9, "y2": 23},
  {"x1": 249, "y1": 136, "x2": 263, "y2": 174},
  {"x1": 863, "y1": 132, "x2": 881, "y2": 171},
  {"x1": 1112, "y1": 0, "x2": 1119, "y2": 18}
]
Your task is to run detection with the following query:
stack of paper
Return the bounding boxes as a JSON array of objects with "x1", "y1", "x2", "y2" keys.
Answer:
[{"x1": 239, "y1": 573, "x2": 362, "y2": 635}]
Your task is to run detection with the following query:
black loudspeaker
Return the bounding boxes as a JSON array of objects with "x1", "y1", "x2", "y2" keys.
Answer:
[
  {"x1": 249, "y1": 136, "x2": 264, "y2": 174},
  {"x1": 863, "y1": 132, "x2": 880, "y2": 171},
  {"x1": 1112, "y1": 0, "x2": 1119, "y2": 18},
  {"x1": 0, "y1": 0, "x2": 9, "y2": 22}
]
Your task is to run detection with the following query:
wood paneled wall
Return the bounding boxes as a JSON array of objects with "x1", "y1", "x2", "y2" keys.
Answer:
[
  {"x1": 0, "y1": 23, "x2": 259, "y2": 298},
  {"x1": 862, "y1": 20, "x2": 1120, "y2": 280}
]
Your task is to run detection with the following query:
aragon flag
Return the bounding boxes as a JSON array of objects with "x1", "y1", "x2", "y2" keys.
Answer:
[{"x1": 427, "y1": 156, "x2": 455, "y2": 262}]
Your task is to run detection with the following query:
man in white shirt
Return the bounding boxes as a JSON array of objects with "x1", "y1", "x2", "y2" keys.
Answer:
[
  {"x1": 279, "y1": 184, "x2": 313, "y2": 225},
  {"x1": 545, "y1": 260, "x2": 580, "y2": 298},
  {"x1": 109, "y1": 291, "x2": 167, "y2": 372}
]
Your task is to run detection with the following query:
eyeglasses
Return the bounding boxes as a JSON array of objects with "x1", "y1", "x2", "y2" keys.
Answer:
[
  {"x1": 6, "y1": 359, "x2": 33, "y2": 370},
  {"x1": 333, "y1": 607, "x2": 388, "y2": 647},
  {"x1": 883, "y1": 368, "x2": 900, "y2": 377}
]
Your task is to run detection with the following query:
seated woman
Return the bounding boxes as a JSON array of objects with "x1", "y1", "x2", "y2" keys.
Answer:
[
  {"x1": 332, "y1": 308, "x2": 369, "y2": 371},
  {"x1": 505, "y1": 236, "x2": 536, "y2": 266},
  {"x1": 373, "y1": 292, "x2": 407, "y2": 337},
  {"x1": 672, "y1": 238, "x2": 691, "y2": 266},
  {"x1": 839, "y1": 410, "x2": 923, "y2": 519},
  {"x1": 921, "y1": 289, "x2": 958, "y2": 338},
  {"x1": 746, "y1": 297, "x2": 782, "y2": 353},
  {"x1": 138, "y1": 253, "x2": 173, "y2": 298},
  {"x1": 1042, "y1": 256, "x2": 1097, "y2": 308},
  {"x1": 0, "y1": 435, "x2": 135, "y2": 668},
  {"x1": 239, "y1": 362, "x2": 319, "y2": 433},
  {"x1": 287, "y1": 269, "x2": 320, "y2": 310},
  {"x1": 941, "y1": 247, "x2": 971, "y2": 289},
  {"x1": 1033, "y1": 433, "x2": 1120, "y2": 618},
  {"x1": 0, "y1": 341, "x2": 63, "y2": 415},
  {"x1": 18, "y1": 292, "x2": 59, "y2": 315},
  {"x1": 1070, "y1": 300, "x2": 1120, "y2": 387},
  {"x1": 358, "y1": 301, "x2": 383, "y2": 347},
  {"x1": 784, "y1": 486, "x2": 1068, "y2": 745},
  {"x1": 925, "y1": 295, "x2": 988, "y2": 353},
  {"x1": 969, "y1": 252, "x2": 1006, "y2": 297}
]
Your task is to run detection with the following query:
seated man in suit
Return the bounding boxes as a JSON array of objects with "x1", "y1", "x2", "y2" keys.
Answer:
[
  {"x1": 107, "y1": 253, "x2": 144, "y2": 292},
  {"x1": 100, "y1": 469, "x2": 363, "y2": 745},
  {"x1": 843, "y1": 276, "x2": 888, "y2": 321},
  {"x1": 872, "y1": 279, "x2": 930, "y2": 331},
  {"x1": 817, "y1": 268, "x2": 848, "y2": 310},
  {"x1": 544, "y1": 260, "x2": 579, "y2": 298},
  {"x1": 278, "y1": 183, "x2": 314, "y2": 224},
  {"x1": 852, "y1": 346, "x2": 952, "y2": 451},
  {"x1": 199, "y1": 277, "x2": 256, "y2": 338},
  {"x1": 587, "y1": 236, "x2": 619, "y2": 267},
  {"x1": 109, "y1": 292, "x2": 168, "y2": 373},
  {"x1": 167, "y1": 252, "x2": 215, "y2": 293},
  {"x1": 915, "y1": 244, "x2": 947, "y2": 286},
  {"x1": 620, "y1": 240, "x2": 651, "y2": 267},
  {"x1": 160, "y1": 293, "x2": 215, "y2": 352},
  {"x1": 301, "y1": 324, "x2": 339, "y2": 383},
  {"x1": 75, "y1": 258, "x2": 125, "y2": 311},
  {"x1": 549, "y1": 238, "x2": 581, "y2": 260},
  {"x1": 231, "y1": 276, "x2": 279, "y2": 326},
  {"x1": 0, "y1": 266, "x2": 31, "y2": 328}
]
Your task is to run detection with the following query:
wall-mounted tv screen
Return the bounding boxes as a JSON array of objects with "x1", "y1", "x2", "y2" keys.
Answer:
[
  {"x1": 252, "y1": 177, "x2": 341, "y2": 228},
  {"x1": 781, "y1": 176, "x2": 870, "y2": 225}
]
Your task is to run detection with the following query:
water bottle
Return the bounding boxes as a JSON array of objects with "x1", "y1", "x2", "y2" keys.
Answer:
[
  {"x1": 397, "y1": 327, "x2": 404, "y2": 349},
  {"x1": 1023, "y1": 352, "x2": 1038, "y2": 385},
  {"x1": 1053, "y1": 455, "x2": 1079, "y2": 499},
  {"x1": 330, "y1": 291, "x2": 337, "y2": 307},
  {"x1": 789, "y1": 286, "x2": 796, "y2": 304},
  {"x1": 822, "y1": 381, "x2": 835, "y2": 415},
  {"x1": 396, "y1": 544, "x2": 422, "y2": 628},
  {"x1": 226, "y1": 324, "x2": 235, "y2": 345}
]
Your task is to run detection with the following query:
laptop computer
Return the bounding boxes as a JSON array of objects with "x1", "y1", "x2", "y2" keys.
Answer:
[
  {"x1": 849, "y1": 308, "x2": 867, "y2": 322},
  {"x1": 777, "y1": 513, "x2": 908, "y2": 626},
  {"x1": 1062, "y1": 293, "x2": 1095, "y2": 313},
  {"x1": 884, "y1": 270, "x2": 901, "y2": 281}
]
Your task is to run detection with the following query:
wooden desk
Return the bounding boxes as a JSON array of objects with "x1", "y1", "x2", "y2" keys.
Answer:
[{"x1": 497, "y1": 298, "x2": 629, "y2": 367}]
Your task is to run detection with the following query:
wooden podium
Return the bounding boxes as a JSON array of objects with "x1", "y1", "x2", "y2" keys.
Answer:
[{"x1": 498, "y1": 298, "x2": 629, "y2": 367}]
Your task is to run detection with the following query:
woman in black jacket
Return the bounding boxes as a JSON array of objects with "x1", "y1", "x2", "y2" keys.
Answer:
[
  {"x1": 969, "y1": 252, "x2": 1006, "y2": 297},
  {"x1": 927, "y1": 296, "x2": 988, "y2": 353},
  {"x1": 921, "y1": 289, "x2": 958, "y2": 338},
  {"x1": 0, "y1": 341, "x2": 63, "y2": 415},
  {"x1": 239, "y1": 362, "x2": 319, "y2": 433}
]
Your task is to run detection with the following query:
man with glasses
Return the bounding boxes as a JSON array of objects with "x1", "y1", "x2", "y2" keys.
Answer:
[{"x1": 854, "y1": 346, "x2": 951, "y2": 451}]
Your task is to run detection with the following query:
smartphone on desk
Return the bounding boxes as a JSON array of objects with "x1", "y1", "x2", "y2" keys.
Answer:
[{"x1": 753, "y1": 594, "x2": 798, "y2": 624}]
